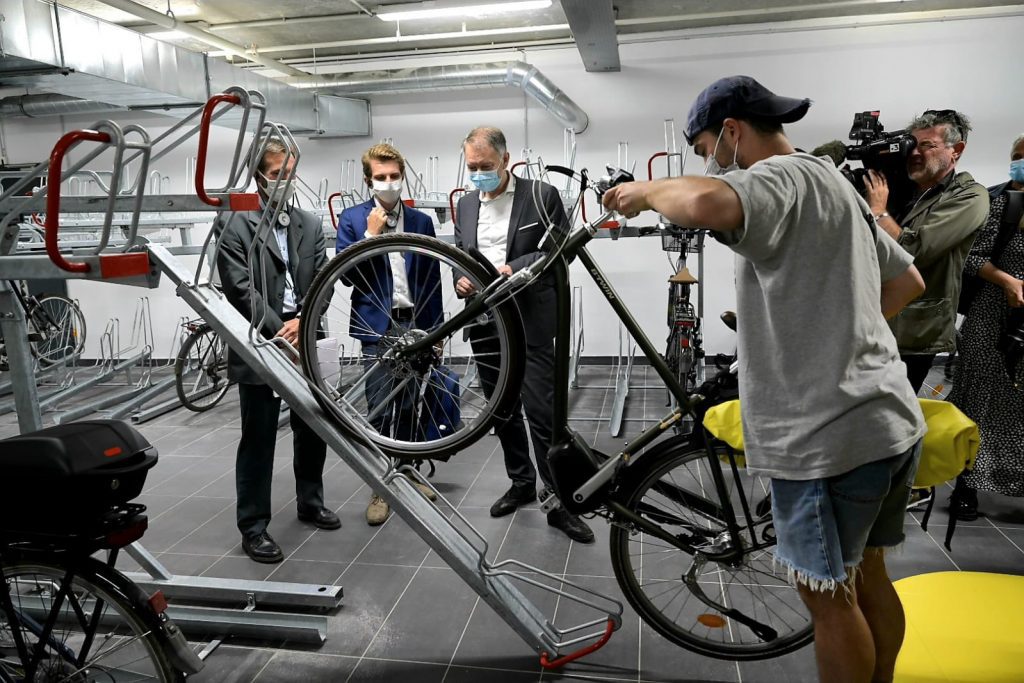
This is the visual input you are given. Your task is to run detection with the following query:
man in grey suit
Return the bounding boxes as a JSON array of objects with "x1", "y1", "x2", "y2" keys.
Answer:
[
  {"x1": 454, "y1": 126, "x2": 593, "y2": 544},
  {"x1": 216, "y1": 138, "x2": 341, "y2": 563}
]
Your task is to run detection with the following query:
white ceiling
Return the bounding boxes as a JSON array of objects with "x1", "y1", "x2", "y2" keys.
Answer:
[{"x1": 55, "y1": 0, "x2": 1020, "y2": 72}]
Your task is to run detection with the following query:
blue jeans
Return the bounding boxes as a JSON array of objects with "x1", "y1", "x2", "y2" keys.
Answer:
[{"x1": 770, "y1": 441, "x2": 922, "y2": 590}]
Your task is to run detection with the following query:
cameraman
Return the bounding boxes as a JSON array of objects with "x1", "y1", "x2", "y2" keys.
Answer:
[{"x1": 864, "y1": 110, "x2": 989, "y2": 393}]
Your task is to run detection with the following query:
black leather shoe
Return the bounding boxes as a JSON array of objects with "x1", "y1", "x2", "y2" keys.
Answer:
[
  {"x1": 490, "y1": 483, "x2": 537, "y2": 518},
  {"x1": 241, "y1": 531, "x2": 284, "y2": 564},
  {"x1": 547, "y1": 508, "x2": 595, "y2": 544},
  {"x1": 298, "y1": 507, "x2": 342, "y2": 530}
]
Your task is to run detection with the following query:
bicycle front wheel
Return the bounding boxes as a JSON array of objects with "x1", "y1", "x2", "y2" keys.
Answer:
[
  {"x1": 299, "y1": 233, "x2": 525, "y2": 460},
  {"x1": 174, "y1": 324, "x2": 231, "y2": 412},
  {"x1": 30, "y1": 295, "x2": 86, "y2": 367},
  {"x1": 0, "y1": 555, "x2": 180, "y2": 681},
  {"x1": 609, "y1": 437, "x2": 813, "y2": 660}
]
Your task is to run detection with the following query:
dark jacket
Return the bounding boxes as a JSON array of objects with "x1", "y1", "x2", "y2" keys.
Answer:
[
  {"x1": 335, "y1": 199, "x2": 443, "y2": 342},
  {"x1": 889, "y1": 170, "x2": 989, "y2": 354},
  {"x1": 454, "y1": 176, "x2": 570, "y2": 346},
  {"x1": 216, "y1": 205, "x2": 327, "y2": 384}
]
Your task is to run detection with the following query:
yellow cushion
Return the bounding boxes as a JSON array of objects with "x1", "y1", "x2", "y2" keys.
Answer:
[
  {"x1": 895, "y1": 572, "x2": 1024, "y2": 682},
  {"x1": 700, "y1": 398, "x2": 980, "y2": 487}
]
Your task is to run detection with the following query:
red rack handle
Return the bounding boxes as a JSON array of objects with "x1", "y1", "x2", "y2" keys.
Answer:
[
  {"x1": 46, "y1": 129, "x2": 112, "y2": 273},
  {"x1": 449, "y1": 187, "x2": 468, "y2": 224},
  {"x1": 195, "y1": 93, "x2": 242, "y2": 207},
  {"x1": 647, "y1": 151, "x2": 668, "y2": 181},
  {"x1": 327, "y1": 192, "x2": 344, "y2": 229},
  {"x1": 539, "y1": 618, "x2": 617, "y2": 669},
  {"x1": 31, "y1": 212, "x2": 45, "y2": 228}
]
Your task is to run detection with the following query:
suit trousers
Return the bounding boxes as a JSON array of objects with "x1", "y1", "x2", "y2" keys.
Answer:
[
  {"x1": 471, "y1": 326, "x2": 555, "y2": 488},
  {"x1": 901, "y1": 353, "x2": 936, "y2": 395},
  {"x1": 236, "y1": 382, "x2": 328, "y2": 537}
]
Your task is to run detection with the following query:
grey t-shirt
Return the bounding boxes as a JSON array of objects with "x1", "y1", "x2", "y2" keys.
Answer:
[{"x1": 716, "y1": 152, "x2": 926, "y2": 480}]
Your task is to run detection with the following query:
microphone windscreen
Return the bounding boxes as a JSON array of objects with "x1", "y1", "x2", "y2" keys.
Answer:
[{"x1": 809, "y1": 140, "x2": 847, "y2": 167}]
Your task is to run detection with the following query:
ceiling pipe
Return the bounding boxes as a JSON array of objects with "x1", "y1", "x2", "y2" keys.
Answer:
[
  {"x1": 0, "y1": 93, "x2": 124, "y2": 118},
  {"x1": 287, "y1": 61, "x2": 588, "y2": 134},
  {"x1": 92, "y1": 0, "x2": 308, "y2": 77}
]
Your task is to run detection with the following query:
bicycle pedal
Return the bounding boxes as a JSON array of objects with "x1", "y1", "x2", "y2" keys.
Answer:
[{"x1": 538, "y1": 488, "x2": 561, "y2": 514}]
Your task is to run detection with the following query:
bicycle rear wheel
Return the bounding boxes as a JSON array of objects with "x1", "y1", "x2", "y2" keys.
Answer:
[
  {"x1": 609, "y1": 436, "x2": 813, "y2": 660},
  {"x1": 174, "y1": 324, "x2": 231, "y2": 412},
  {"x1": 299, "y1": 233, "x2": 525, "y2": 460},
  {"x1": 30, "y1": 295, "x2": 86, "y2": 367},
  {"x1": 0, "y1": 555, "x2": 179, "y2": 681}
]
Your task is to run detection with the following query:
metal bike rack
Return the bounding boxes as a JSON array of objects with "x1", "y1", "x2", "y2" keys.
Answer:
[{"x1": 149, "y1": 243, "x2": 623, "y2": 662}]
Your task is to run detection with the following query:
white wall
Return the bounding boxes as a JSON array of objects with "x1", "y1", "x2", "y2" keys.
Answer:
[{"x1": 3, "y1": 13, "x2": 1018, "y2": 360}]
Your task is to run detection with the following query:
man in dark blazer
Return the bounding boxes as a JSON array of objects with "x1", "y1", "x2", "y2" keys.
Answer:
[
  {"x1": 454, "y1": 126, "x2": 594, "y2": 544},
  {"x1": 216, "y1": 139, "x2": 340, "y2": 563},
  {"x1": 336, "y1": 142, "x2": 443, "y2": 525}
]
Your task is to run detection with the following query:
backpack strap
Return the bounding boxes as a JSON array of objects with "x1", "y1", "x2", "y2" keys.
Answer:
[{"x1": 992, "y1": 190, "x2": 1024, "y2": 265}]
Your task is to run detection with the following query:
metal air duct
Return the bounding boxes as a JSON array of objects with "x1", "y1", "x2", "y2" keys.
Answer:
[
  {"x1": 0, "y1": 94, "x2": 124, "y2": 118},
  {"x1": 287, "y1": 61, "x2": 589, "y2": 134}
]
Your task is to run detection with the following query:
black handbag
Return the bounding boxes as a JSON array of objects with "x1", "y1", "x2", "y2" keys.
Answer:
[{"x1": 958, "y1": 191, "x2": 1024, "y2": 316}]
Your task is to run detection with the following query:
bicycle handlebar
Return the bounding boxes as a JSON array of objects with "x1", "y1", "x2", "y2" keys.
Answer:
[
  {"x1": 195, "y1": 94, "x2": 242, "y2": 207},
  {"x1": 46, "y1": 129, "x2": 113, "y2": 273}
]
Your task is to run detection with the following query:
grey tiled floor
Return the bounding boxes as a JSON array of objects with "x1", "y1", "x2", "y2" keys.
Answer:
[{"x1": 3, "y1": 364, "x2": 1022, "y2": 682}]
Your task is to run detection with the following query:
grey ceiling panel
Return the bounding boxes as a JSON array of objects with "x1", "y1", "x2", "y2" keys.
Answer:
[
  {"x1": 557, "y1": 0, "x2": 620, "y2": 72},
  {"x1": 0, "y1": 0, "x2": 369, "y2": 136}
]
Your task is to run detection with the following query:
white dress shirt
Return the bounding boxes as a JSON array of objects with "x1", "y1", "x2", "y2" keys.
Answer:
[
  {"x1": 364, "y1": 199, "x2": 414, "y2": 310},
  {"x1": 477, "y1": 174, "x2": 516, "y2": 270},
  {"x1": 273, "y1": 218, "x2": 298, "y2": 315}
]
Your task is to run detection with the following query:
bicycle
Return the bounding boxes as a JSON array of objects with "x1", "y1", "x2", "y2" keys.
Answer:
[
  {"x1": 296, "y1": 167, "x2": 813, "y2": 660},
  {"x1": 661, "y1": 225, "x2": 706, "y2": 406},
  {"x1": 173, "y1": 319, "x2": 231, "y2": 412},
  {"x1": 0, "y1": 280, "x2": 86, "y2": 371},
  {"x1": 0, "y1": 423, "x2": 202, "y2": 681}
]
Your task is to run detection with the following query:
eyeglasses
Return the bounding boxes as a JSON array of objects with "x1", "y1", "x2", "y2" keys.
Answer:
[{"x1": 923, "y1": 109, "x2": 968, "y2": 141}]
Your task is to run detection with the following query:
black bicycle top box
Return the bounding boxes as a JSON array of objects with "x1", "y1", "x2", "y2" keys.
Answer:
[{"x1": 0, "y1": 419, "x2": 158, "y2": 528}]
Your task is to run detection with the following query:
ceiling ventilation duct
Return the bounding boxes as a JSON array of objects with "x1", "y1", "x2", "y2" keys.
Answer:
[
  {"x1": 287, "y1": 61, "x2": 589, "y2": 134},
  {"x1": 0, "y1": 94, "x2": 125, "y2": 118},
  {"x1": 0, "y1": 0, "x2": 369, "y2": 136}
]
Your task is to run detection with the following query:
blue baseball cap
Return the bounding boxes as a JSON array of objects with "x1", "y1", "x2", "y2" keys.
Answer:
[{"x1": 684, "y1": 75, "x2": 812, "y2": 144}]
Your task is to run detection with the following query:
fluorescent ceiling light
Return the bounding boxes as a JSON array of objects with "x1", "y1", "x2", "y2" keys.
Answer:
[
  {"x1": 377, "y1": 1, "x2": 552, "y2": 22},
  {"x1": 149, "y1": 30, "x2": 191, "y2": 41}
]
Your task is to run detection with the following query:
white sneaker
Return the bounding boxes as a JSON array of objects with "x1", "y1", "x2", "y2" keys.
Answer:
[{"x1": 366, "y1": 494, "x2": 390, "y2": 525}]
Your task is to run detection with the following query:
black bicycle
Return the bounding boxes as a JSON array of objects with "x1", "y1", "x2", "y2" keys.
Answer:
[
  {"x1": 661, "y1": 225, "x2": 706, "y2": 406},
  {"x1": 298, "y1": 167, "x2": 813, "y2": 660},
  {"x1": 174, "y1": 320, "x2": 231, "y2": 412},
  {"x1": 0, "y1": 281, "x2": 86, "y2": 371}
]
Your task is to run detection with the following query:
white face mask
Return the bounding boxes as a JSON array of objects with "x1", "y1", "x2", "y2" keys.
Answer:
[
  {"x1": 703, "y1": 127, "x2": 740, "y2": 176},
  {"x1": 258, "y1": 172, "x2": 294, "y2": 206},
  {"x1": 371, "y1": 179, "x2": 403, "y2": 205}
]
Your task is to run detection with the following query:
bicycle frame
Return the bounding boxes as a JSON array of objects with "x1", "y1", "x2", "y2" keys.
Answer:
[{"x1": 394, "y1": 203, "x2": 756, "y2": 558}]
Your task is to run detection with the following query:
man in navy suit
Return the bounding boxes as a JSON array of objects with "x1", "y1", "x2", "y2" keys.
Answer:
[
  {"x1": 337, "y1": 143, "x2": 443, "y2": 525},
  {"x1": 454, "y1": 126, "x2": 594, "y2": 544}
]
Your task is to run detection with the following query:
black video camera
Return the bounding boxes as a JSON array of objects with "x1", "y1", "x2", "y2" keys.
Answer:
[{"x1": 840, "y1": 111, "x2": 917, "y2": 211}]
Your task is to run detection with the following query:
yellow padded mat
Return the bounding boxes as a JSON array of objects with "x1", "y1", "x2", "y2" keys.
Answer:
[{"x1": 894, "y1": 572, "x2": 1024, "y2": 683}]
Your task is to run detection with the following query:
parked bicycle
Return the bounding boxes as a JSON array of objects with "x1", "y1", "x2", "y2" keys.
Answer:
[
  {"x1": 297, "y1": 167, "x2": 812, "y2": 660},
  {"x1": 0, "y1": 420, "x2": 202, "y2": 681},
  {"x1": 174, "y1": 319, "x2": 231, "y2": 412},
  {"x1": 661, "y1": 225, "x2": 706, "y2": 404},
  {"x1": 0, "y1": 280, "x2": 86, "y2": 371}
]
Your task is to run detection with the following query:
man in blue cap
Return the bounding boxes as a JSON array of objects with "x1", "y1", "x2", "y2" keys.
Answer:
[{"x1": 603, "y1": 76, "x2": 928, "y2": 683}]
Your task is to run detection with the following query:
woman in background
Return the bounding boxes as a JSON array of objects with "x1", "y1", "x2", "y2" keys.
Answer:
[{"x1": 948, "y1": 134, "x2": 1024, "y2": 520}]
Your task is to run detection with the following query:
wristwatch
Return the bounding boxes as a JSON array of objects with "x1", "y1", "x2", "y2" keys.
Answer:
[{"x1": 873, "y1": 211, "x2": 890, "y2": 221}]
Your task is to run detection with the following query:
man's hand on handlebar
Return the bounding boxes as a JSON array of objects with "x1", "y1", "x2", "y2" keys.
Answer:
[
  {"x1": 456, "y1": 264, "x2": 512, "y2": 298},
  {"x1": 602, "y1": 181, "x2": 651, "y2": 219}
]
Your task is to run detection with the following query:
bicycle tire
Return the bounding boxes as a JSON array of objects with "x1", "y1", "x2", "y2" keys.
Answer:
[
  {"x1": 609, "y1": 436, "x2": 813, "y2": 660},
  {"x1": 0, "y1": 554, "x2": 181, "y2": 681},
  {"x1": 174, "y1": 324, "x2": 231, "y2": 412},
  {"x1": 299, "y1": 233, "x2": 525, "y2": 460},
  {"x1": 30, "y1": 295, "x2": 86, "y2": 367}
]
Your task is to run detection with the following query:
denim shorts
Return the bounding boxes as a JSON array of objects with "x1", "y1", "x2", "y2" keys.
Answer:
[{"x1": 769, "y1": 441, "x2": 922, "y2": 591}]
